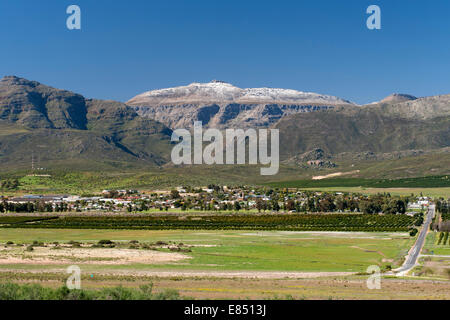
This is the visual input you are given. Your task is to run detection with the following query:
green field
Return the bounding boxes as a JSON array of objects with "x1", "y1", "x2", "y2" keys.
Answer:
[
  {"x1": 300, "y1": 187, "x2": 450, "y2": 198},
  {"x1": 424, "y1": 232, "x2": 450, "y2": 256},
  {"x1": 0, "y1": 228, "x2": 413, "y2": 272},
  {"x1": 266, "y1": 175, "x2": 450, "y2": 189}
]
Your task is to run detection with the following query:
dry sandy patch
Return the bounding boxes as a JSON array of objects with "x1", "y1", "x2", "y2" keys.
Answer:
[
  {"x1": 0, "y1": 246, "x2": 190, "y2": 265},
  {"x1": 101, "y1": 270, "x2": 354, "y2": 279},
  {"x1": 312, "y1": 170, "x2": 360, "y2": 180}
]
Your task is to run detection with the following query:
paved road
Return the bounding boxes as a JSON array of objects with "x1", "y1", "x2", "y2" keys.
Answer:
[{"x1": 395, "y1": 204, "x2": 435, "y2": 276}]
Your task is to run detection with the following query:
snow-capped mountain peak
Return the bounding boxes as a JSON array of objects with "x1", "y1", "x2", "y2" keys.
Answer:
[{"x1": 127, "y1": 81, "x2": 354, "y2": 106}]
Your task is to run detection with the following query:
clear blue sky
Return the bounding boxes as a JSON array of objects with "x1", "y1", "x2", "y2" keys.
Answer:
[{"x1": 1, "y1": 0, "x2": 449, "y2": 104}]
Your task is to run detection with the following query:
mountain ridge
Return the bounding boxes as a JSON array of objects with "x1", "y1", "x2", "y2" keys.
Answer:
[{"x1": 380, "y1": 93, "x2": 417, "y2": 104}]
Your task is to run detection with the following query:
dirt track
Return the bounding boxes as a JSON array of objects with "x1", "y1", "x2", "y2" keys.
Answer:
[{"x1": 0, "y1": 267, "x2": 353, "y2": 279}]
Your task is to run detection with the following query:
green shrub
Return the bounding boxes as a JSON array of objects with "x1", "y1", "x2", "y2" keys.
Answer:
[
  {"x1": 98, "y1": 240, "x2": 114, "y2": 245},
  {"x1": 0, "y1": 282, "x2": 183, "y2": 300}
]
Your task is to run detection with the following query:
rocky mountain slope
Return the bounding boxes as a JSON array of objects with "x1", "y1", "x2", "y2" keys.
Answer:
[
  {"x1": 276, "y1": 103, "x2": 450, "y2": 160},
  {"x1": 127, "y1": 80, "x2": 355, "y2": 129},
  {"x1": 379, "y1": 93, "x2": 417, "y2": 104},
  {"x1": 127, "y1": 80, "x2": 450, "y2": 165},
  {"x1": 0, "y1": 76, "x2": 173, "y2": 169},
  {"x1": 367, "y1": 94, "x2": 450, "y2": 120}
]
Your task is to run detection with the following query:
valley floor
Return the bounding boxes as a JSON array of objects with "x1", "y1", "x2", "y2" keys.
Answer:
[
  {"x1": 0, "y1": 229, "x2": 413, "y2": 272},
  {"x1": 0, "y1": 228, "x2": 448, "y2": 299}
]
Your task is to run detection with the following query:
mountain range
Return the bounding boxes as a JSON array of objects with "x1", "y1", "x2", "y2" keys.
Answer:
[{"x1": 0, "y1": 75, "x2": 449, "y2": 178}]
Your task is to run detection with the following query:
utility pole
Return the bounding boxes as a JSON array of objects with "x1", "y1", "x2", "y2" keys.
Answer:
[{"x1": 31, "y1": 151, "x2": 35, "y2": 172}]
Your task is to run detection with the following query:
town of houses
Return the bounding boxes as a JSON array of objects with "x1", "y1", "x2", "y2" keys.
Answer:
[{"x1": 0, "y1": 185, "x2": 439, "y2": 215}]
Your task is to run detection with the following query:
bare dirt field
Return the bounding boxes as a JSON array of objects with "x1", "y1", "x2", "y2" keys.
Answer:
[{"x1": 0, "y1": 245, "x2": 189, "y2": 265}]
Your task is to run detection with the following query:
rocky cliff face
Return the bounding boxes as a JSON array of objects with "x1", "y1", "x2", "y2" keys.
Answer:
[
  {"x1": 127, "y1": 81, "x2": 354, "y2": 129},
  {"x1": 0, "y1": 76, "x2": 173, "y2": 169},
  {"x1": 0, "y1": 76, "x2": 88, "y2": 129}
]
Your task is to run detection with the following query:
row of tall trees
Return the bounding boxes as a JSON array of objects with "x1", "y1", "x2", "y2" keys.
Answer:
[
  {"x1": 436, "y1": 199, "x2": 449, "y2": 214},
  {"x1": 0, "y1": 201, "x2": 71, "y2": 213}
]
